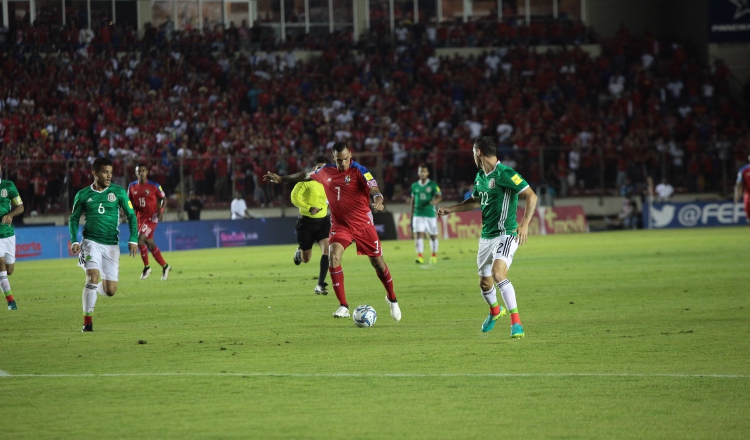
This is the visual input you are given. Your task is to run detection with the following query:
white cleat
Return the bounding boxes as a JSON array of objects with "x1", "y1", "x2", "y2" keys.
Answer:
[
  {"x1": 314, "y1": 283, "x2": 329, "y2": 295},
  {"x1": 386, "y1": 296, "x2": 401, "y2": 321},
  {"x1": 332, "y1": 305, "x2": 350, "y2": 318},
  {"x1": 161, "y1": 265, "x2": 172, "y2": 281},
  {"x1": 140, "y1": 266, "x2": 152, "y2": 280}
]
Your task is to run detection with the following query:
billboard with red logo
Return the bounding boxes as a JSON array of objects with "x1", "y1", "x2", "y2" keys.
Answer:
[{"x1": 395, "y1": 206, "x2": 588, "y2": 240}]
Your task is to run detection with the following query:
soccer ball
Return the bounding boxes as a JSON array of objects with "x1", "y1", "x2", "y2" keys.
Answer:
[{"x1": 353, "y1": 305, "x2": 377, "y2": 328}]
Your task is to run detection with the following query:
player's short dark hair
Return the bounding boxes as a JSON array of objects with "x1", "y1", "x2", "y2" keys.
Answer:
[
  {"x1": 92, "y1": 157, "x2": 113, "y2": 172},
  {"x1": 474, "y1": 136, "x2": 497, "y2": 157},
  {"x1": 332, "y1": 142, "x2": 349, "y2": 153},
  {"x1": 136, "y1": 162, "x2": 148, "y2": 170},
  {"x1": 315, "y1": 156, "x2": 328, "y2": 165}
]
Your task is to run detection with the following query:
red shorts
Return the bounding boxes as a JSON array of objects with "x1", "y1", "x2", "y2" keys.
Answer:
[
  {"x1": 329, "y1": 223, "x2": 382, "y2": 257},
  {"x1": 138, "y1": 220, "x2": 158, "y2": 239},
  {"x1": 744, "y1": 194, "x2": 750, "y2": 219}
]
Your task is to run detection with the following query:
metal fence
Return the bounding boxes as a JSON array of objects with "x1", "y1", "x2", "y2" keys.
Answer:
[{"x1": 1, "y1": 142, "x2": 738, "y2": 222}]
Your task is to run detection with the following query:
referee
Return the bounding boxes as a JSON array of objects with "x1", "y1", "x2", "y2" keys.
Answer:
[{"x1": 291, "y1": 156, "x2": 331, "y2": 295}]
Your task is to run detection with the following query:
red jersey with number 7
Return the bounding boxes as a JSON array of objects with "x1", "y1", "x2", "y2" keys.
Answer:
[
  {"x1": 127, "y1": 180, "x2": 166, "y2": 224},
  {"x1": 309, "y1": 162, "x2": 378, "y2": 229}
]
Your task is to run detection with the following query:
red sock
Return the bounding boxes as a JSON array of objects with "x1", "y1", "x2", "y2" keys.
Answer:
[
  {"x1": 5, "y1": 294, "x2": 14, "y2": 302},
  {"x1": 83, "y1": 315, "x2": 92, "y2": 325},
  {"x1": 329, "y1": 266, "x2": 348, "y2": 307},
  {"x1": 491, "y1": 304, "x2": 501, "y2": 316},
  {"x1": 139, "y1": 245, "x2": 149, "y2": 266},
  {"x1": 151, "y1": 246, "x2": 167, "y2": 267},
  {"x1": 510, "y1": 313, "x2": 521, "y2": 325},
  {"x1": 376, "y1": 265, "x2": 397, "y2": 302}
]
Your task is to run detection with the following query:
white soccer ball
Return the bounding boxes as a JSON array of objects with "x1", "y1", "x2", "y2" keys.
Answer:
[{"x1": 353, "y1": 305, "x2": 377, "y2": 328}]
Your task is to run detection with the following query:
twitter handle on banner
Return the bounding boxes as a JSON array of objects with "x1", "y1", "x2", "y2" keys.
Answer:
[{"x1": 644, "y1": 201, "x2": 748, "y2": 229}]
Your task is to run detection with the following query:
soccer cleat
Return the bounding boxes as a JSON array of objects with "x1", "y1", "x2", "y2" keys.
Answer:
[
  {"x1": 415, "y1": 256, "x2": 424, "y2": 264},
  {"x1": 430, "y1": 256, "x2": 437, "y2": 264},
  {"x1": 140, "y1": 266, "x2": 152, "y2": 280},
  {"x1": 481, "y1": 307, "x2": 507, "y2": 333},
  {"x1": 293, "y1": 248, "x2": 302, "y2": 266},
  {"x1": 161, "y1": 264, "x2": 172, "y2": 281},
  {"x1": 332, "y1": 305, "x2": 350, "y2": 318},
  {"x1": 82, "y1": 323, "x2": 93, "y2": 332},
  {"x1": 386, "y1": 296, "x2": 402, "y2": 321},
  {"x1": 7, "y1": 300, "x2": 17, "y2": 310},
  {"x1": 314, "y1": 282, "x2": 329, "y2": 295},
  {"x1": 511, "y1": 323, "x2": 525, "y2": 339}
]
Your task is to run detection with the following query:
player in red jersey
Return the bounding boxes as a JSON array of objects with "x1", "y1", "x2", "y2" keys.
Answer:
[
  {"x1": 127, "y1": 163, "x2": 172, "y2": 280},
  {"x1": 735, "y1": 153, "x2": 750, "y2": 225},
  {"x1": 264, "y1": 142, "x2": 401, "y2": 321}
]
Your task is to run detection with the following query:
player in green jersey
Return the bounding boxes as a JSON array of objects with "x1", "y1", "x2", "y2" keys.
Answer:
[
  {"x1": 69, "y1": 157, "x2": 138, "y2": 332},
  {"x1": 438, "y1": 136, "x2": 538, "y2": 339},
  {"x1": 0, "y1": 163, "x2": 25, "y2": 311},
  {"x1": 409, "y1": 165, "x2": 442, "y2": 264}
]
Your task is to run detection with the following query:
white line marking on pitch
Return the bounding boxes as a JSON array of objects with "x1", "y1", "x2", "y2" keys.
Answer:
[{"x1": 0, "y1": 372, "x2": 748, "y2": 379}]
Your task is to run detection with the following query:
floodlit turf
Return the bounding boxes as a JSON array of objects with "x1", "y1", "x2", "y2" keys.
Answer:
[{"x1": 1, "y1": 227, "x2": 749, "y2": 439}]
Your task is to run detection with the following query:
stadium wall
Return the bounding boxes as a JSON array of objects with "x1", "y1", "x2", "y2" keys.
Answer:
[{"x1": 14, "y1": 217, "x2": 298, "y2": 262}]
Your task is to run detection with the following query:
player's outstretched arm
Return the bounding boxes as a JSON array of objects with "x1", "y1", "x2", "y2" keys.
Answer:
[
  {"x1": 437, "y1": 197, "x2": 480, "y2": 217},
  {"x1": 264, "y1": 170, "x2": 311, "y2": 184},
  {"x1": 515, "y1": 186, "x2": 538, "y2": 246},
  {"x1": 735, "y1": 181, "x2": 742, "y2": 204}
]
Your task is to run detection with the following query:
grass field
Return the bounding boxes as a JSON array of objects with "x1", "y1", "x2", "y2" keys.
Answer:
[{"x1": 1, "y1": 227, "x2": 749, "y2": 439}]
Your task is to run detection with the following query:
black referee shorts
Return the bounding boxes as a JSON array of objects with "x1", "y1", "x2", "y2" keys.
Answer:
[{"x1": 296, "y1": 216, "x2": 331, "y2": 250}]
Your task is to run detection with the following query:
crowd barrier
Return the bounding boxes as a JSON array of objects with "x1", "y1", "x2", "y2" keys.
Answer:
[
  {"x1": 13, "y1": 207, "x2": 589, "y2": 262},
  {"x1": 14, "y1": 218, "x2": 299, "y2": 262},
  {"x1": 393, "y1": 206, "x2": 589, "y2": 240},
  {"x1": 643, "y1": 201, "x2": 749, "y2": 229}
]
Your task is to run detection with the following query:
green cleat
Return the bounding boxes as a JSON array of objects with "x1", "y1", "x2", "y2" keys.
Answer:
[
  {"x1": 511, "y1": 323, "x2": 525, "y2": 339},
  {"x1": 415, "y1": 256, "x2": 424, "y2": 264},
  {"x1": 430, "y1": 256, "x2": 437, "y2": 264},
  {"x1": 7, "y1": 300, "x2": 17, "y2": 310},
  {"x1": 481, "y1": 307, "x2": 506, "y2": 333}
]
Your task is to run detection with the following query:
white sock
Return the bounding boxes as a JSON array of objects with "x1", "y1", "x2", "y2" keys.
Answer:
[
  {"x1": 416, "y1": 238, "x2": 424, "y2": 254},
  {"x1": 497, "y1": 279, "x2": 517, "y2": 311},
  {"x1": 0, "y1": 271, "x2": 10, "y2": 294},
  {"x1": 481, "y1": 287, "x2": 498, "y2": 307},
  {"x1": 96, "y1": 282, "x2": 108, "y2": 297},
  {"x1": 430, "y1": 238, "x2": 439, "y2": 254},
  {"x1": 82, "y1": 283, "x2": 98, "y2": 314}
]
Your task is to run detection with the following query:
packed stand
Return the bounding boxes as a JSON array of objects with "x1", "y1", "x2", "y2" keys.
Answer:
[{"x1": 0, "y1": 21, "x2": 748, "y2": 217}]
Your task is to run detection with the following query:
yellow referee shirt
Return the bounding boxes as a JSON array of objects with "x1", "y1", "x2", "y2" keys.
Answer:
[{"x1": 291, "y1": 181, "x2": 328, "y2": 218}]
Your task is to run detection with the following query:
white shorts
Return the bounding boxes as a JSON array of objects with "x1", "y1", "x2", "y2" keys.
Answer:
[
  {"x1": 0, "y1": 236, "x2": 15, "y2": 264},
  {"x1": 412, "y1": 216, "x2": 438, "y2": 236},
  {"x1": 476, "y1": 235, "x2": 519, "y2": 278},
  {"x1": 78, "y1": 239, "x2": 120, "y2": 281}
]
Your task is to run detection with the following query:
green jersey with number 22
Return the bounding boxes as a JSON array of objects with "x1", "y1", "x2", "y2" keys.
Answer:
[{"x1": 472, "y1": 163, "x2": 529, "y2": 239}]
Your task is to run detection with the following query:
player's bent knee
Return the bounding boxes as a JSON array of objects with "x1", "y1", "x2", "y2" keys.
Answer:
[{"x1": 6, "y1": 266, "x2": 14, "y2": 276}]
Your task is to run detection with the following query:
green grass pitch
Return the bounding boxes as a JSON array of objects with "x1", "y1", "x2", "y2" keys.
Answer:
[{"x1": 1, "y1": 227, "x2": 749, "y2": 439}]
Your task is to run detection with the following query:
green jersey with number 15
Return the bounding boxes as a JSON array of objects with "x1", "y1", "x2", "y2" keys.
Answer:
[
  {"x1": 69, "y1": 184, "x2": 138, "y2": 246},
  {"x1": 411, "y1": 179, "x2": 442, "y2": 218},
  {"x1": 472, "y1": 162, "x2": 529, "y2": 239}
]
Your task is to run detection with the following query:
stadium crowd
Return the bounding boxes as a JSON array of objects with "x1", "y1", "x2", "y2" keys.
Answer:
[{"x1": 1, "y1": 16, "x2": 749, "y2": 215}]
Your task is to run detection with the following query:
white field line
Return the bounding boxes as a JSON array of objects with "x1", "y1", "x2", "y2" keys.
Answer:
[{"x1": 0, "y1": 372, "x2": 749, "y2": 379}]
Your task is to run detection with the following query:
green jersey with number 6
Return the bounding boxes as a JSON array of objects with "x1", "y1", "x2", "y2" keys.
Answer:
[
  {"x1": 0, "y1": 179, "x2": 22, "y2": 239},
  {"x1": 69, "y1": 184, "x2": 138, "y2": 245},
  {"x1": 472, "y1": 162, "x2": 529, "y2": 239},
  {"x1": 411, "y1": 179, "x2": 442, "y2": 218}
]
